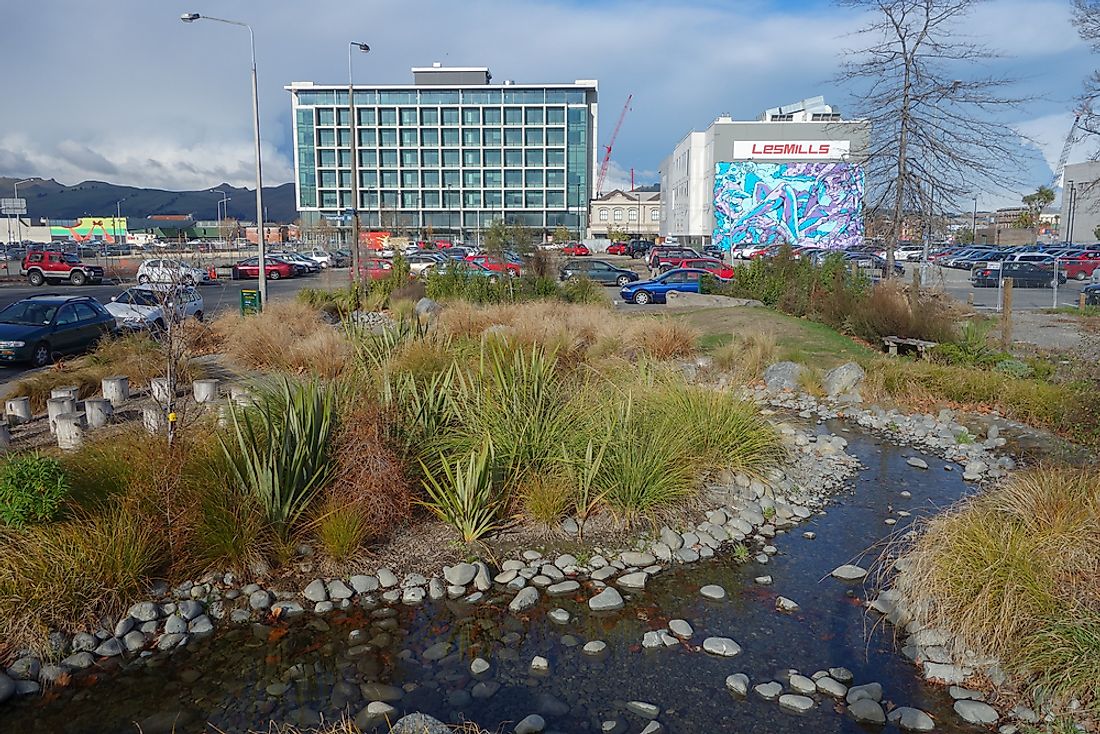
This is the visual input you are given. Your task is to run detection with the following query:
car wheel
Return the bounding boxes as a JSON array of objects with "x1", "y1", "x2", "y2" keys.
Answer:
[
  {"x1": 27, "y1": 270, "x2": 44, "y2": 286},
  {"x1": 633, "y1": 290, "x2": 651, "y2": 305},
  {"x1": 269, "y1": 270, "x2": 281, "y2": 280},
  {"x1": 138, "y1": 274, "x2": 150, "y2": 285},
  {"x1": 1076, "y1": 271, "x2": 1087, "y2": 281},
  {"x1": 616, "y1": 275, "x2": 631, "y2": 287},
  {"x1": 69, "y1": 270, "x2": 86, "y2": 286},
  {"x1": 31, "y1": 342, "x2": 50, "y2": 368}
]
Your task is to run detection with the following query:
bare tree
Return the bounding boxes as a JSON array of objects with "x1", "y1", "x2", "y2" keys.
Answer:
[
  {"x1": 1073, "y1": 0, "x2": 1100, "y2": 137},
  {"x1": 836, "y1": 0, "x2": 1031, "y2": 274}
]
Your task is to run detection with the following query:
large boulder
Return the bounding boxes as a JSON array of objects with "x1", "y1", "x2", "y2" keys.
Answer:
[
  {"x1": 665, "y1": 291, "x2": 763, "y2": 309},
  {"x1": 390, "y1": 713, "x2": 450, "y2": 734},
  {"x1": 823, "y1": 362, "x2": 866, "y2": 397},
  {"x1": 763, "y1": 362, "x2": 805, "y2": 391},
  {"x1": 414, "y1": 297, "x2": 443, "y2": 320}
]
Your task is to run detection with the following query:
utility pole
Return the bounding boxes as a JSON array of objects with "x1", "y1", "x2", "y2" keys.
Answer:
[
  {"x1": 971, "y1": 197, "x2": 978, "y2": 244},
  {"x1": 348, "y1": 42, "x2": 370, "y2": 280}
]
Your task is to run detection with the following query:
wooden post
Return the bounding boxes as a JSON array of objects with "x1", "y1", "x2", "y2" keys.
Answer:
[
  {"x1": 84, "y1": 398, "x2": 114, "y2": 429},
  {"x1": 0, "y1": 423, "x2": 11, "y2": 452},
  {"x1": 46, "y1": 397, "x2": 76, "y2": 434},
  {"x1": 192, "y1": 379, "x2": 220, "y2": 404},
  {"x1": 5, "y1": 397, "x2": 32, "y2": 427},
  {"x1": 1001, "y1": 278, "x2": 1014, "y2": 351},
  {"x1": 51, "y1": 386, "x2": 79, "y2": 402},
  {"x1": 967, "y1": 292, "x2": 974, "y2": 306},
  {"x1": 55, "y1": 413, "x2": 84, "y2": 450},
  {"x1": 1080, "y1": 293, "x2": 1087, "y2": 311},
  {"x1": 102, "y1": 376, "x2": 130, "y2": 407},
  {"x1": 142, "y1": 405, "x2": 166, "y2": 435}
]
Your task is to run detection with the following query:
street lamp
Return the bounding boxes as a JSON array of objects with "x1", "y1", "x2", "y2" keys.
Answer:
[
  {"x1": 181, "y1": 12, "x2": 267, "y2": 305},
  {"x1": 114, "y1": 198, "x2": 127, "y2": 248},
  {"x1": 13, "y1": 179, "x2": 33, "y2": 245},
  {"x1": 348, "y1": 41, "x2": 370, "y2": 279}
]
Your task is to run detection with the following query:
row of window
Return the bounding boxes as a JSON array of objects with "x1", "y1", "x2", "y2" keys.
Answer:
[
  {"x1": 315, "y1": 127, "x2": 570, "y2": 149},
  {"x1": 316, "y1": 105, "x2": 571, "y2": 128},
  {"x1": 597, "y1": 208, "x2": 660, "y2": 223},
  {"x1": 318, "y1": 169, "x2": 571, "y2": 189},
  {"x1": 316, "y1": 147, "x2": 573, "y2": 169},
  {"x1": 315, "y1": 189, "x2": 572, "y2": 209},
  {"x1": 296, "y1": 88, "x2": 587, "y2": 107}
]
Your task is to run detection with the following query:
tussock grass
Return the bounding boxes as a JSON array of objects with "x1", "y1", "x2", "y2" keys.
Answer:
[
  {"x1": 894, "y1": 468, "x2": 1100, "y2": 710},
  {"x1": 520, "y1": 472, "x2": 573, "y2": 526},
  {"x1": 210, "y1": 301, "x2": 352, "y2": 377},
  {"x1": 712, "y1": 331, "x2": 777, "y2": 380}
]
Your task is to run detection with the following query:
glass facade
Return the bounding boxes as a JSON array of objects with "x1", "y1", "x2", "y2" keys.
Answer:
[{"x1": 290, "y1": 78, "x2": 596, "y2": 236}]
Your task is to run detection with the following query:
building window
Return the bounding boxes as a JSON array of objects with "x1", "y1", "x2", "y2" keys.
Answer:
[
  {"x1": 319, "y1": 170, "x2": 337, "y2": 188},
  {"x1": 462, "y1": 108, "x2": 481, "y2": 125},
  {"x1": 401, "y1": 192, "x2": 419, "y2": 208},
  {"x1": 484, "y1": 170, "x2": 502, "y2": 188},
  {"x1": 462, "y1": 129, "x2": 480, "y2": 146},
  {"x1": 504, "y1": 170, "x2": 523, "y2": 187},
  {"x1": 358, "y1": 129, "x2": 376, "y2": 147},
  {"x1": 628, "y1": 209, "x2": 638, "y2": 222},
  {"x1": 401, "y1": 171, "x2": 418, "y2": 188},
  {"x1": 463, "y1": 149, "x2": 481, "y2": 167},
  {"x1": 420, "y1": 107, "x2": 438, "y2": 125},
  {"x1": 505, "y1": 190, "x2": 523, "y2": 207},
  {"x1": 318, "y1": 129, "x2": 336, "y2": 147},
  {"x1": 546, "y1": 190, "x2": 565, "y2": 207},
  {"x1": 422, "y1": 191, "x2": 440, "y2": 208},
  {"x1": 380, "y1": 171, "x2": 398, "y2": 188},
  {"x1": 525, "y1": 107, "x2": 544, "y2": 125},
  {"x1": 483, "y1": 107, "x2": 502, "y2": 125},
  {"x1": 504, "y1": 149, "x2": 523, "y2": 167},
  {"x1": 400, "y1": 129, "x2": 418, "y2": 147},
  {"x1": 463, "y1": 170, "x2": 481, "y2": 188},
  {"x1": 441, "y1": 107, "x2": 459, "y2": 126},
  {"x1": 546, "y1": 127, "x2": 565, "y2": 146},
  {"x1": 504, "y1": 128, "x2": 523, "y2": 146},
  {"x1": 483, "y1": 128, "x2": 502, "y2": 146},
  {"x1": 422, "y1": 170, "x2": 440, "y2": 187},
  {"x1": 399, "y1": 108, "x2": 418, "y2": 126},
  {"x1": 484, "y1": 150, "x2": 502, "y2": 166},
  {"x1": 464, "y1": 191, "x2": 482, "y2": 208},
  {"x1": 613, "y1": 208, "x2": 623, "y2": 222},
  {"x1": 443, "y1": 169, "x2": 460, "y2": 187},
  {"x1": 379, "y1": 108, "x2": 397, "y2": 125},
  {"x1": 442, "y1": 149, "x2": 460, "y2": 167},
  {"x1": 525, "y1": 128, "x2": 544, "y2": 146},
  {"x1": 400, "y1": 150, "x2": 418, "y2": 167},
  {"x1": 421, "y1": 150, "x2": 439, "y2": 167},
  {"x1": 525, "y1": 190, "x2": 544, "y2": 208},
  {"x1": 650, "y1": 209, "x2": 659, "y2": 222},
  {"x1": 525, "y1": 170, "x2": 543, "y2": 187},
  {"x1": 485, "y1": 190, "x2": 502, "y2": 207},
  {"x1": 379, "y1": 128, "x2": 397, "y2": 146},
  {"x1": 380, "y1": 150, "x2": 398, "y2": 167},
  {"x1": 421, "y1": 129, "x2": 439, "y2": 146},
  {"x1": 546, "y1": 106, "x2": 565, "y2": 124},
  {"x1": 525, "y1": 149, "x2": 544, "y2": 167},
  {"x1": 358, "y1": 150, "x2": 376, "y2": 167},
  {"x1": 504, "y1": 107, "x2": 523, "y2": 125},
  {"x1": 546, "y1": 169, "x2": 565, "y2": 187},
  {"x1": 357, "y1": 108, "x2": 376, "y2": 126},
  {"x1": 546, "y1": 149, "x2": 565, "y2": 166},
  {"x1": 318, "y1": 149, "x2": 336, "y2": 167},
  {"x1": 598, "y1": 208, "x2": 608, "y2": 222}
]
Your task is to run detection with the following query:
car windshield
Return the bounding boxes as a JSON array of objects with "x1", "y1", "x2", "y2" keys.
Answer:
[
  {"x1": 0, "y1": 301, "x2": 59, "y2": 325},
  {"x1": 116, "y1": 290, "x2": 161, "y2": 307},
  {"x1": 63, "y1": 254, "x2": 81, "y2": 264}
]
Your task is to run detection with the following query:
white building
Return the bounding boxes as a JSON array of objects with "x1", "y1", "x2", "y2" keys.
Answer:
[
  {"x1": 659, "y1": 97, "x2": 870, "y2": 248},
  {"x1": 587, "y1": 189, "x2": 660, "y2": 239}
]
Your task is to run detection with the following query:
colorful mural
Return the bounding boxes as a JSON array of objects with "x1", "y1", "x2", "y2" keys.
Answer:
[
  {"x1": 713, "y1": 162, "x2": 863, "y2": 250},
  {"x1": 49, "y1": 217, "x2": 128, "y2": 243}
]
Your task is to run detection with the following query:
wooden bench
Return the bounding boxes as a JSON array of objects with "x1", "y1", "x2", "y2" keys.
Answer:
[{"x1": 883, "y1": 336, "x2": 939, "y2": 359}]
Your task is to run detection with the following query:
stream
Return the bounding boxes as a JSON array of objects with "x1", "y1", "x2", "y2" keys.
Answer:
[{"x1": 2, "y1": 425, "x2": 988, "y2": 734}]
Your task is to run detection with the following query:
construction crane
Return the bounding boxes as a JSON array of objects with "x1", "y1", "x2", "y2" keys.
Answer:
[
  {"x1": 1051, "y1": 108, "x2": 1085, "y2": 190},
  {"x1": 596, "y1": 94, "x2": 632, "y2": 195}
]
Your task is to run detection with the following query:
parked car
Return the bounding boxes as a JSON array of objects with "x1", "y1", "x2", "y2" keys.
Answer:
[
  {"x1": 627, "y1": 239, "x2": 653, "y2": 259},
  {"x1": 647, "y1": 246, "x2": 701, "y2": 270},
  {"x1": 1084, "y1": 282, "x2": 1100, "y2": 306},
  {"x1": 561, "y1": 243, "x2": 591, "y2": 257},
  {"x1": 271, "y1": 252, "x2": 321, "y2": 274},
  {"x1": 733, "y1": 243, "x2": 769, "y2": 260},
  {"x1": 137, "y1": 259, "x2": 210, "y2": 286},
  {"x1": 106, "y1": 285, "x2": 204, "y2": 332},
  {"x1": 300, "y1": 248, "x2": 333, "y2": 268},
  {"x1": 0, "y1": 294, "x2": 117, "y2": 367},
  {"x1": 605, "y1": 242, "x2": 630, "y2": 256},
  {"x1": 619, "y1": 268, "x2": 728, "y2": 305},
  {"x1": 231, "y1": 257, "x2": 295, "y2": 280},
  {"x1": 21, "y1": 251, "x2": 104, "y2": 286},
  {"x1": 358, "y1": 258, "x2": 395, "y2": 281},
  {"x1": 702, "y1": 244, "x2": 727, "y2": 261},
  {"x1": 440, "y1": 246, "x2": 472, "y2": 260},
  {"x1": 406, "y1": 252, "x2": 447, "y2": 276},
  {"x1": 465, "y1": 254, "x2": 521, "y2": 276},
  {"x1": 970, "y1": 262, "x2": 1067, "y2": 288},
  {"x1": 432, "y1": 259, "x2": 500, "y2": 281},
  {"x1": 330, "y1": 249, "x2": 352, "y2": 268},
  {"x1": 1058, "y1": 251, "x2": 1100, "y2": 280},
  {"x1": 660, "y1": 257, "x2": 735, "y2": 279},
  {"x1": 559, "y1": 259, "x2": 639, "y2": 287},
  {"x1": 892, "y1": 244, "x2": 925, "y2": 261}
]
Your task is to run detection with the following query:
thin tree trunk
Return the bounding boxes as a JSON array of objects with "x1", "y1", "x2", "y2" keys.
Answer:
[{"x1": 889, "y1": 63, "x2": 911, "y2": 279}]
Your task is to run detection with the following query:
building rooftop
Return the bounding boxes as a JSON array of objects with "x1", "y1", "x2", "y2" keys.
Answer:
[{"x1": 285, "y1": 65, "x2": 597, "y2": 91}]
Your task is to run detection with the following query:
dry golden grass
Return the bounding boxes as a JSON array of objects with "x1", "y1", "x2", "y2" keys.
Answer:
[
  {"x1": 711, "y1": 331, "x2": 778, "y2": 381},
  {"x1": 246, "y1": 715, "x2": 495, "y2": 734},
  {"x1": 210, "y1": 300, "x2": 352, "y2": 377}
]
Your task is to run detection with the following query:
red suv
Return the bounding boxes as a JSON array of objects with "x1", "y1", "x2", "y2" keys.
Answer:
[
  {"x1": 231, "y1": 257, "x2": 295, "y2": 280},
  {"x1": 647, "y1": 246, "x2": 700, "y2": 270},
  {"x1": 22, "y1": 251, "x2": 104, "y2": 286},
  {"x1": 605, "y1": 242, "x2": 629, "y2": 256},
  {"x1": 358, "y1": 258, "x2": 394, "y2": 281},
  {"x1": 465, "y1": 254, "x2": 521, "y2": 276},
  {"x1": 1059, "y1": 252, "x2": 1100, "y2": 280},
  {"x1": 662, "y1": 257, "x2": 735, "y2": 279}
]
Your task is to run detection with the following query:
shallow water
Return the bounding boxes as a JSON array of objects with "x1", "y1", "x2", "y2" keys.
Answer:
[{"x1": 3, "y1": 426, "x2": 988, "y2": 734}]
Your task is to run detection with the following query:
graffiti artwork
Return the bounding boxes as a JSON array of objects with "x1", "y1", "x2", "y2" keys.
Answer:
[
  {"x1": 49, "y1": 217, "x2": 127, "y2": 243},
  {"x1": 712, "y1": 162, "x2": 863, "y2": 250}
]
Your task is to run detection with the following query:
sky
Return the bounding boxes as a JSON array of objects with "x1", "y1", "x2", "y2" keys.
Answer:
[{"x1": 1, "y1": 0, "x2": 1097, "y2": 209}]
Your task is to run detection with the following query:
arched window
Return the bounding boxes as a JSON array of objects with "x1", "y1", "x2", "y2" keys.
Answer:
[
  {"x1": 613, "y1": 208, "x2": 623, "y2": 222},
  {"x1": 598, "y1": 208, "x2": 609, "y2": 222},
  {"x1": 650, "y1": 208, "x2": 659, "y2": 222},
  {"x1": 628, "y1": 209, "x2": 638, "y2": 222}
]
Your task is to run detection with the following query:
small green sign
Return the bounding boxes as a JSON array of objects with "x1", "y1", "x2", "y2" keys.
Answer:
[{"x1": 240, "y1": 289, "x2": 262, "y2": 315}]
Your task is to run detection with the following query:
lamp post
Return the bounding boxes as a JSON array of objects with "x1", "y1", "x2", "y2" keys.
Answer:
[
  {"x1": 13, "y1": 179, "x2": 33, "y2": 245},
  {"x1": 114, "y1": 198, "x2": 127, "y2": 248},
  {"x1": 971, "y1": 197, "x2": 978, "y2": 245},
  {"x1": 181, "y1": 12, "x2": 267, "y2": 305},
  {"x1": 213, "y1": 189, "x2": 231, "y2": 248},
  {"x1": 348, "y1": 42, "x2": 370, "y2": 280}
]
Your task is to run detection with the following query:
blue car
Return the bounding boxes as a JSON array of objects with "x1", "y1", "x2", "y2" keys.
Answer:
[{"x1": 619, "y1": 268, "x2": 728, "y2": 305}]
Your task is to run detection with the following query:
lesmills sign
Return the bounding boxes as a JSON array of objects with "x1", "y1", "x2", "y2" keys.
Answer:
[{"x1": 733, "y1": 141, "x2": 851, "y2": 159}]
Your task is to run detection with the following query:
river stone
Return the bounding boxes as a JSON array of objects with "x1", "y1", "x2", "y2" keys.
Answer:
[
  {"x1": 954, "y1": 700, "x2": 999, "y2": 725},
  {"x1": 350, "y1": 575, "x2": 379, "y2": 594},
  {"x1": 390, "y1": 713, "x2": 451, "y2": 734},
  {"x1": 355, "y1": 702, "x2": 397, "y2": 729},
  {"x1": 468, "y1": 657, "x2": 491, "y2": 676},
  {"x1": 583, "y1": 640, "x2": 607, "y2": 656},
  {"x1": 699, "y1": 584, "x2": 726, "y2": 600},
  {"x1": 621, "y1": 551, "x2": 656, "y2": 567},
  {"x1": 92, "y1": 638, "x2": 123, "y2": 657},
  {"x1": 754, "y1": 681, "x2": 783, "y2": 700},
  {"x1": 589, "y1": 587, "x2": 624, "y2": 612},
  {"x1": 660, "y1": 527, "x2": 684, "y2": 551},
  {"x1": 816, "y1": 676, "x2": 847, "y2": 697},
  {"x1": 377, "y1": 568, "x2": 398, "y2": 588},
  {"x1": 14, "y1": 680, "x2": 38, "y2": 696},
  {"x1": 642, "y1": 631, "x2": 664, "y2": 649},
  {"x1": 617, "y1": 572, "x2": 648, "y2": 590},
  {"x1": 515, "y1": 714, "x2": 546, "y2": 734},
  {"x1": 314, "y1": 601, "x2": 335, "y2": 614},
  {"x1": 677, "y1": 548, "x2": 700, "y2": 563},
  {"x1": 188, "y1": 615, "x2": 214, "y2": 635},
  {"x1": 626, "y1": 701, "x2": 660, "y2": 719},
  {"x1": 327, "y1": 580, "x2": 354, "y2": 600},
  {"x1": 549, "y1": 608, "x2": 570, "y2": 624},
  {"x1": 702, "y1": 637, "x2": 742, "y2": 657},
  {"x1": 303, "y1": 579, "x2": 328, "y2": 603},
  {"x1": 889, "y1": 707, "x2": 936, "y2": 731},
  {"x1": 849, "y1": 699, "x2": 886, "y2": 724},
  {"x1": 755, "y1": 575, "x2": 773, "y2": 585},
  {"x1": 428, "y1": 577, "x2": 445, "y2": 600},
  {"x1": 271, "y1": 601, "x2": 304, "y2": 618},
  {"x1": 249, "y1": 590, "x2": 272, "y2": 610},
  {"x1": 422, "y1": 641, "x2": 452, "y2": 662},
  {"x1": 544, "y1": 580, "x2": 578, "y2": 597},
  {"x1": 831, "y1": 564, "x2": 868, "y2": 581},
  {"x1": 640, "y1": 723, "x2": 663, "y2": 734},
  {"x1": 472, "y1": 681, "x2": 500, "y2": 699},
  {"x1": 789, "y1": 674, "x2": 816, "y2": 694},
  {"x1": 668, "y1": 619, "x2": 693, "y2": 639},
  {"x1": 829, "y1": 667, "x2": 854, "y2": 683},
  {"x1": 164, "y1": 614, "x2": 187, "y2": 635},
  {"x1": 906, "y1": 457, "x2": 929, "y2": 470},
  {"x1": 779, "y1": 694, "x2": 815, "y2": 713},
  {"x1": 776, "y1": 596, "x2": 800, "y2": 612},
  {"x1": 123, "y1": 631, "x2": 146, "y2": 653},
  {"x1": 6, "y1": 657, "x2": 39, "y2": 680},
  {"x1": 401, "y1": 587, "x2": 426, "y2": 605},
  {"x1": 0, "y1": 674, "x2": 15, "y2": 704},
  {"x1": 846, "y1": 682, "x2": 883, "y2": 704},
  {"x1": 764, "y1": 361, "x2": 804, "y2": 391},
  {"x1": 71, "y1": 632, "x2": 97, "y2": 652},
  {"x1": 591, "y1": 566, "x2": 618, "y2": 582},
  {"x1": 530, "y1": 656, "x2": 549, "y2": 674},
  {"x1": 177, "y1": 600, "x2": 203, "y2": 621},
  {"x1": 949, "y1": 686, "x2": 983, "y2": 700},
  {"x1": 128, "y1": 602, "x2": 160, "y2": 622},
  {"x1": 923, "y1": 662, "x2": 970, "y2": 685},
  {"x1": 510, "y1": 586, "x2": 540, "y2": 613},
  {"x1": 361, "y1": 682, "x2": 403, "y2": 702},
  {"x1": 726, "y1": 673, "x2": 750, "y2": 696}
]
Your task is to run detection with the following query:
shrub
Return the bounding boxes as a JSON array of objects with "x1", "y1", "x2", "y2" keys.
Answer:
[
  {"x1": 0, "y1": 453, "x2": 70, "y2": 528},
  {"x1": 191, "y1": 482, "x2": 270, "y2": 575},
  {"x1": 711, "y1": 332, "x2": 777, "y2": 380},
  {"x1": 420, "y1": 439, "x2": 508, "y2": 543},
  {"x1": 628, "y1": 319, "x2": 699, "y2": 360},
  {"x1": 313, "y1": 494, "x2": 374, "y2": 563},
  {"x1": 519, "y1": 472, "x2": 572, "y2": 527},
  {"x1": 559, "y1": 277, "x2": 605, "y2": 304},
  {"x1": 846, "y1": 280, "x2": 958, "y2": 344},
  {"x1": 220, "y1": 379, "x2": 339, "y2": 540},
  {"x1": 210, "y1": 301, "x2": 351, "y2": 376}
]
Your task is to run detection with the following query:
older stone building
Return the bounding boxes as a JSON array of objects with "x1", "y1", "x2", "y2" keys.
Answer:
[{"x1": 587, "y1": 189, "x2": 660, "y2": 240}]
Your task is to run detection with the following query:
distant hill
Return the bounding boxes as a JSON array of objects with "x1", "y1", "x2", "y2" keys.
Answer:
[{"x1": 0, "y1": 177, "x2": 298, "y2": 224}]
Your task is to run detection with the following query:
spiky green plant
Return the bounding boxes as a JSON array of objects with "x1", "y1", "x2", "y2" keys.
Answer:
[
  {"x1": 220, "y1": 379, "x2": 338, "y2": 540},
  {"x1": 420, "y1": 439, "x2": 508, "y2": 543},
  {"x1": 562, "y1": 435, "x2": 611, "y2": 540}
]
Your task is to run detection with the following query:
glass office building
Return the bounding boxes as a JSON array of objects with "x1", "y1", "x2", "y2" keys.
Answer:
[{"x1": 286, "y1": 66, "x2": 598, "y2": 241}]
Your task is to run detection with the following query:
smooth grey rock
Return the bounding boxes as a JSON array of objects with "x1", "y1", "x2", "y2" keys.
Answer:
[
  {"x1": 699, "y1": 584, "x2": 726, "y2": 601},
  {"x1": 421, "y1": 641, "x2": 452, "y2": 662},
  {"x1": 846, "y1": 683, "x2": 883, "y2": 704},
  {"x1": 755, "y1": 575, "x2": 773, "y2": 585},
  {"x1": 764, "y1": 361, "x2": 805, "y2": 391},
  {"x1": 906, "y1": 457, "x2": 929, "y2": 470},
  {"x1": 949, "y1": 686, "x2": 984, "y2": 701},
  {"x1": 831, "y1": 564, "x2": 868, "y2": 581},
  {"x1": 889, "y1": 707, "x2": 936, "y2": 731},
  {"x1": 470, "y1": 657, "x2": 490, "y2": 676},
  {"x1": 754, "y1": 681, "x2": 783, "y2": 700},
  {"x1": 617, "y1": 572, "x2": 648, "y2": 590},
  {"x1": 589, "y1": 587, "x2": 624, "y2": 612},
  {"x1": 726, "y1": 673, "x2": 750, "y2": 696},
  {"x1": 164, "y1": 615, "x2": 187, "y2": 634},
  {"x1": 414, "y1": 297, "x2": 443, "y2": 319},
  {"x1": 849, "y1": 699, "x2": 886, "y2": 724},
  {"x1": 188, "y1": 615, "x2": 214, "y2": 634},
  {"x1": 472, "y1": 680, "x2": 500, "y2": 699},
  {"x1": 445, "y1": 563, "x2": 478, "y2": 586},
  {"x1": 177, "y1": 600, "x2": 203, "y2": 621},
  {"x1": 620, "y1": 551, "x2": 656, "y2": 567},
  {"x1": 547, "y1": 580, "x2": 580, "y2": 596},
  {"x1": 816, "y1": 676, "x2": 847, "y2": 697},
  {"x1": 702, "y1": 637, "x2": 742, "y2": 657},
  {"x1": 128, "y1": 602, "x2": 160, "y2": 622},
  {"x1": 954, "y1": 700, "x2": 999, "y2": 725},
  {"x1": 548, "y1": 608, "x2": 570, "y2": 624},
  {"x1": 94, "y1": 638, "x2": 124, "y2": 657},
  {"x1": 779, "y1": 694, "x2": 815, "y2": 713},
  {"x1": 789, "y1": 674, "x2": 816, "y2": 694},
  {"x1": 62, "y1": 651, "x2": 96, "y2": 669},
  {"x1": 668, "y1": 619, "x2": 693, "y2": 639},
  {"x1": 303, "y1": 579, "x2": 328, "y2": 603},
  {"x1": 6, "y1": 657, "x2": 39, "y2": 681},
  {"x1": 314, "y1": 601, "x2": 335, "y2": 614},
  {"x1": 626, "y1": 701, "x2": 660, "y2": 719},
  {"x1": 660, "y1": 527, "x2": 684, "y2": 551},
  {"x1": 271, "y1": 601, "x2": 304, "y2": 617},
  {"x1": 583, "y1": 640, "x2": 607, "y2": 656},
  {"x1": 640, "y1": 722, "x2": 664, "y2": 734},
  {"x1": 327, "y1": 580, "x2": 354, "y2": 600},
  {"x1": 377, "y1": 568, "x2": 398, "y2": 588},
  {"x1": 509, "y1": 586, "x2": 540, "y2": 613},
  {"x1": 390, "y1": 713, "x2": 450, "y2": 734},
  {"x1": 428, "y1": 577, "x2": 445, "y2": 600},
  {"x1": 401, "y1": 587, "x2": 426, "y2": 605},
  {"x1": 122, "y1": 630, "x2": 146, "y2": 652},
  {"x1": 248, "y1": 590, "x2": 272, "y2": 610},
  {"x1": 923, "y1": 662, "x2": 970, "y2": 685},
  {"x1": 71, "y1": 633, "x2": 98, "y2": 652},
  {"x1": 361, "y1": 682, "x2": 403, "y2": 702},
  {"x1": 823, "y1": 362, "x2": 865, "y2": 396},
  {"x1": 350, "y1": 575, "x2": 379, "y2": 594},
  {"x1": 776, "y1": 596, "x2": 800, "y2": 612},
  {"x1": 529, "y1": 656, "x2": 549, "y2": 674},
  {"x1": 829, "y1": 667, "x2": 854, "y2": 683},
  {"x1": 591, "y1": 566, "x2": 618, "y2": 582},
  {"x1": 515, "y1": 714, "x2": 546, "y2": 734}
]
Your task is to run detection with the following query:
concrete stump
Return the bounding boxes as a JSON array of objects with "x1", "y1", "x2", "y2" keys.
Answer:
[
  {"x1": 102, "y1": 375, "x2": 130, "y2": 406},
  {"x1": 5, "y1": 397, "x2": 32, "y2": 426},
  {"x1": 55, "y1": 412, "x2": 84, "y2": 450},
  {"x1": 0, "y1": 423, "x2": 11, "y2": 452},
  {"x1": 229, "y1": 385, "x2": 253, "y2": 407},
  {"x1": 84, "y1": 398, "x2": 114, "y2": 429},
  {"x1": 150, "y1": 378, "x2": 173, "y2": 405},
  {"x1": 50, "y1": 385, "x2": 79, "y2": 401},
  {"x1": 143, "y1": 405, "x2": 166, "y2": 435},
  {"x1": 192, "y1": 379, "x2": 220, "y2": 404},
  {"x1": 46, "y1": 397, "x2": 76, "y2": 434}
]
